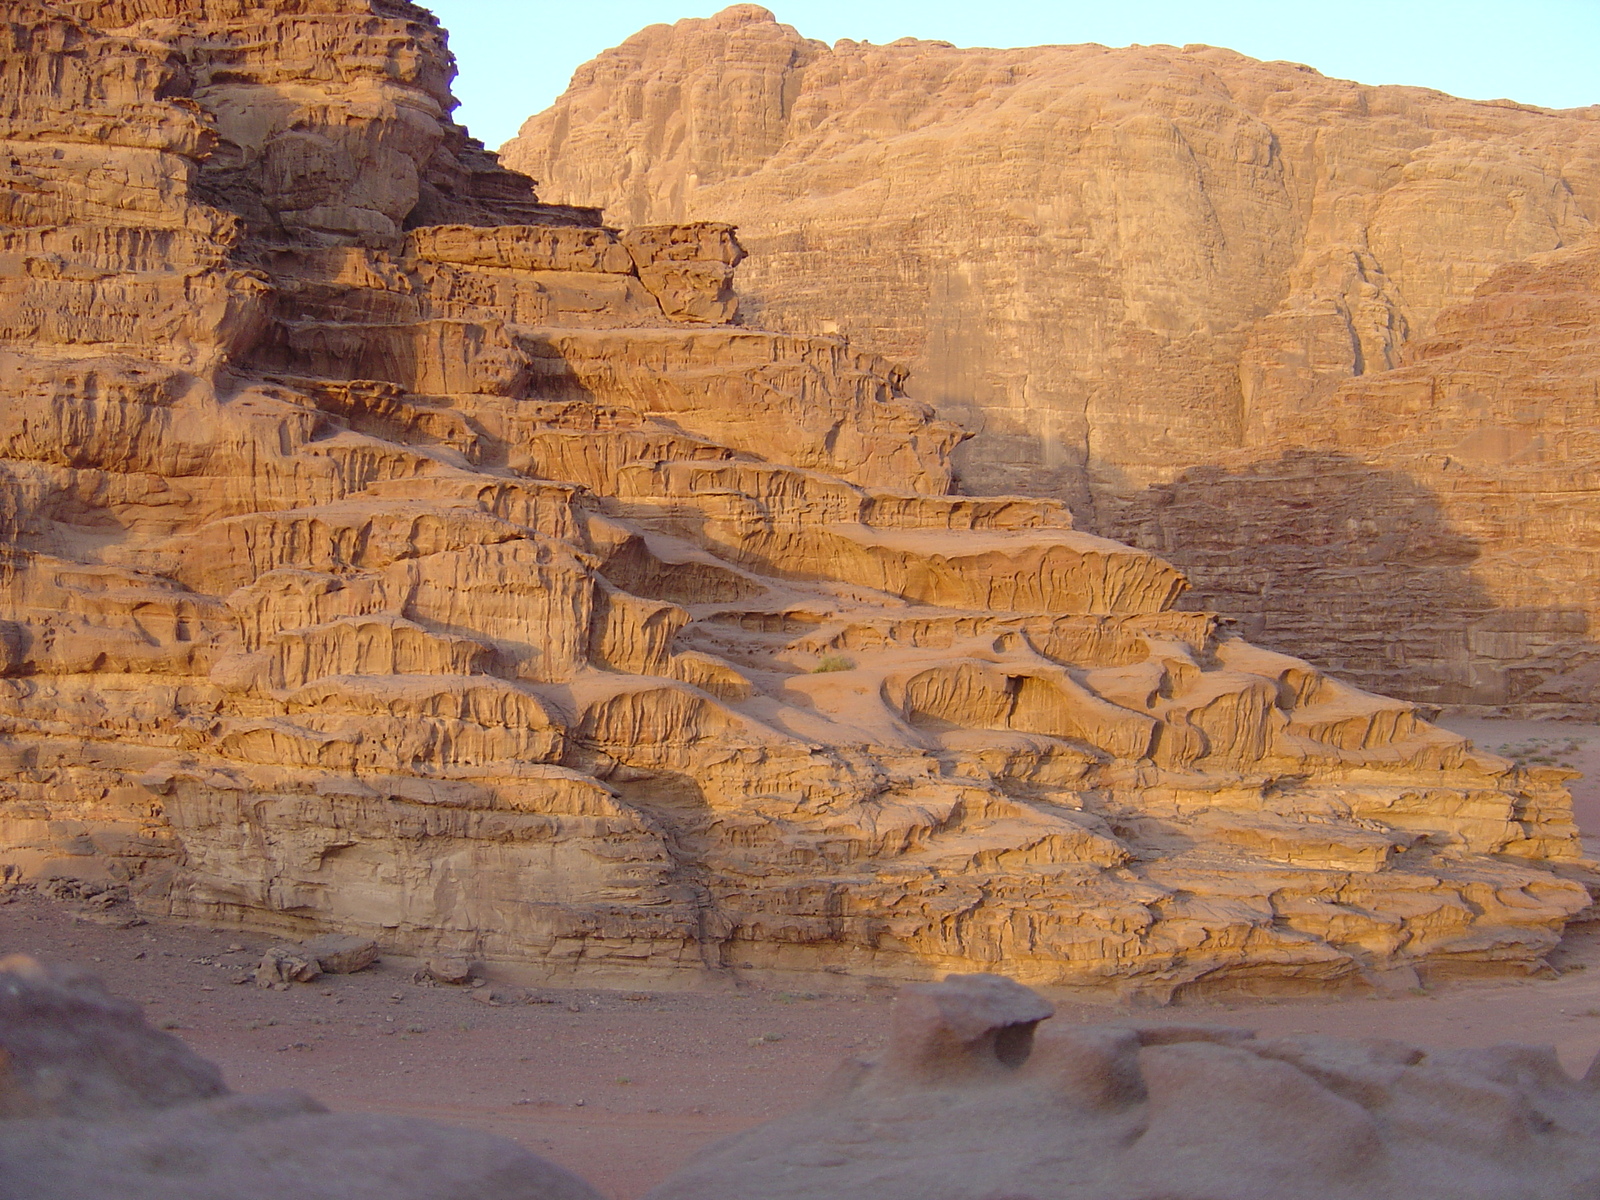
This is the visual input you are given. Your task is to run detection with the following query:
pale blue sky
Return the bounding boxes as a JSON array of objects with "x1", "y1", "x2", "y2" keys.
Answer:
[{"x1": 427, "y1": 1, "x2": 1600, "y2": 151}]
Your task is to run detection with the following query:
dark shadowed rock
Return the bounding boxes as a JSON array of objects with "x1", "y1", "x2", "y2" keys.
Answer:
[
  {"x1": 0, "y1": 957, "x2": 603, "y2": 1200},
  {"x1": 0, "y1": 955, "x2": 226, "y2": 1118}
]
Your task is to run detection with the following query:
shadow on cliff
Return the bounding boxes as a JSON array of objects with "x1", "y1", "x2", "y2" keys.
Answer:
[{"x1": 1099, "y1": 449, "x2": 1597, "y2": 714}]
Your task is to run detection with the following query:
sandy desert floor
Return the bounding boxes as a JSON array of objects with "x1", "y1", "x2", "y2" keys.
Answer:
[{"x1": 6, "y1": 715, "x2": 1600, "y2": 1200}]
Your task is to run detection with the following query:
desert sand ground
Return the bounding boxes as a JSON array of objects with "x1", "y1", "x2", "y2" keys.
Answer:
[{"x1": 6, "y1": 715, "x2": 1599, "y2": 1200}]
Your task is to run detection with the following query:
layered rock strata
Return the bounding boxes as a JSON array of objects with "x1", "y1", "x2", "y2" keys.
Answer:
[
  {"x1": 651, "y1": 972, "x2": 1600, "y2": 1200},
  {"x1": 1122, "y1": 237, "x2": 1600, "y2": 710},
  {"x1": 0, "y1": 0, "x2": 1592, "y2": 995},
  {"x1": 507, "y1": 6, "x2": 1600, "y2": 712}
]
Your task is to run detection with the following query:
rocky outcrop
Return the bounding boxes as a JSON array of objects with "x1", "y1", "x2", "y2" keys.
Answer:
[
  {"x1": 650, "y1": 971, "x2": 1600, "y2": 1200},
  {"x1": 0, "y1": 0, "x2": 1592, "y2": 995},
  {"x1": 0, "y1": 956, "x2": 602, "y2": 1199},
  {"x1": 505, "y1": 6, "x2": 1600, "y2": 712},
  {"x1": 1118, "y1": 236, "x2": 1600, "y2": 711}
]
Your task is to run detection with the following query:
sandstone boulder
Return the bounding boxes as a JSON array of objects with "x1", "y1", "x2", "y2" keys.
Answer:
[
  {"x1": 301, "y1": 934, "x2": 380, "y2": 974},
  {"x1": 416, "y1": 957, "x2": 478, "y2": 986},
  {"x1": 0, "y1": 954, "x2": 226, "y2": 1118},
  {"x1": 254, "y1": 947, "x2": 321, "y2": 989},
  {"x1": 648, "y1": 972, "x2": 1600, "y2": 1200},
  {"x1": 621, "y1": 222, "x2": 746, "y2": 322},
  {"x1": 0, "y1": 957, "x2": 603, "y2": 1200}
]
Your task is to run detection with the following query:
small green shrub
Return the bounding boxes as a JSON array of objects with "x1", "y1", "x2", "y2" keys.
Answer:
[{"x1": 812, "y1": 653, "x2": 856, "y2": 673}]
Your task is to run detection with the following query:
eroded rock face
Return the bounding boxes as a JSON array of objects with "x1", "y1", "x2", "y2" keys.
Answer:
[
  {"x1": 0, "y1": 0, "x2": 1592, "y2": 996},
  {"x1": 649, "y1": 971, "x2": 1600, "y2": 1200},
  {"x1": 0, "y1": 958, "x2": 602, "y2": 1200},
  {"x1": 506, "y1": 7, "x2": 1600, "y2": 712}
]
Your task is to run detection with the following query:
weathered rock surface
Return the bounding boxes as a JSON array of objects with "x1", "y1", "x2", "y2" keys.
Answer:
[
  {"x1": 649, "y1": 971, "x2": 1600, "y2": 1200},
  {"x1": 0, "y1": 0, "x2": 1593, "y2": 995},
  {"x1": 0, "y1": 957, "x2": 602, "y2": 1199},
  {"x1": 0, "y1": 953, "x2": 226, "y2": 1118},
  {"x1": 301, "y1": 933, "x2": 380, "y2": 973},
  {"x1": 254, "y1": 945, "x2": 321, "y2": 989},
  {"x1": 506, "y1": 6, "x2": 1600, "y2": 712}
]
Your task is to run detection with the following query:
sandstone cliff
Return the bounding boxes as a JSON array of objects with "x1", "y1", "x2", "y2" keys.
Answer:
[
  {"x1": 0, "y1": 0, "x2": 1592, "y2": 996},
  {"x1": 505, "y1": 5, "x2": 1600, "y2": 712}
]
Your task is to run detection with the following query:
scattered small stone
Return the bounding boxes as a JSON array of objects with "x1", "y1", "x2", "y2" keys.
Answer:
[
  {"x1": 38, "y1": 878, "x2": 85, "y2": 902},
  {"x1": 226, "y1": 943, "x2": 245, "y2": 953},
  {"x1": 73, "y1": 910, "x2": 146, "y2": 930},
  {"x1": 472, "y1": 986, "x2": 529, "y2": 1007}
]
